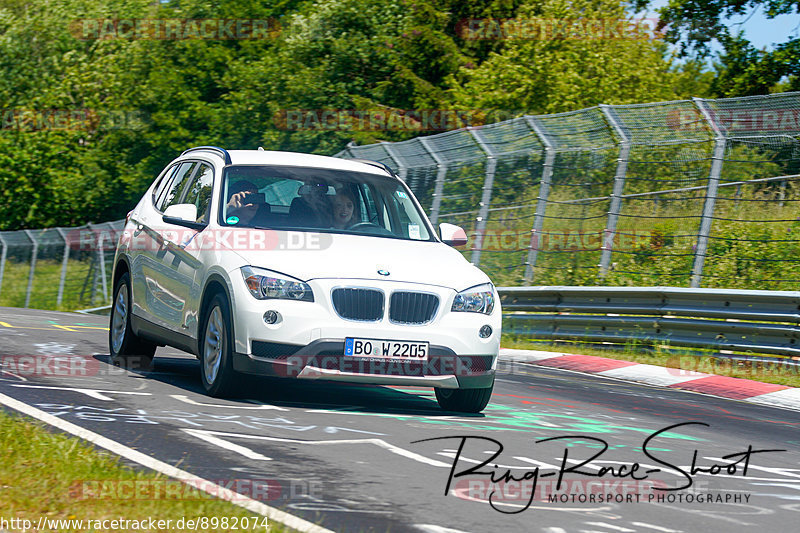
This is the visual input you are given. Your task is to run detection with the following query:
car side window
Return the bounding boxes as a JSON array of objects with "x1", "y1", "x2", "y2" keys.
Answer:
[
  {"x1": 159, "y1": 162, "x2": 198, "y2": 212},
  {"x1": 183, "y1": 164, "x2": 214, "y2": 224},
  {"x1": 152, "y1": 164, "x2": 179, "y2": 209}
]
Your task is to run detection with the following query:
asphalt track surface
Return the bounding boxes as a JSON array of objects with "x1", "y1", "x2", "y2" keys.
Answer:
[{"x1": 2, "y1": 307, "x2": 800, "y2": 533}]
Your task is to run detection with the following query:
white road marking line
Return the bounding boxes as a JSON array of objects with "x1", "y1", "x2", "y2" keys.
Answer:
[
  {"x1": 513, "y1": 456, "x2": 562, "y2": 470},
  {"x1": 585, "y1": 522, "x2": 636, "y2": 532},
  {"x1": 414, "y1": 525, "x2": 473, "y2": 533},
  {"x1": 182, "y1": 428, "x2": 272, "y2": 461},
  {"x1": 631, "y1": 522, "x2": 683, "y2": 532},
  {"x1": 0, "y1": 369, "x2": 27, "y2": 381},
  {"x1": 0, "y1": 392, "x2": 333, "y2": 533},
  {"x1": 170, "y1": 394, "x2": 288, "y2": 411},
  {"x1": 179, "y1": 429, "x2": 452, "y2": 468},
  {"x1": 449, "y1": 485, "x2": 611, "y2": 512},
  {"x1": 33, "y1": 342, "x2": 76, "y2": 355},
  {"x1": 10, "y1": 384, "x2": 151, "y2": 401},
  {"x1": 702, "y1": 457, "x2": 800, "y2": 480}
]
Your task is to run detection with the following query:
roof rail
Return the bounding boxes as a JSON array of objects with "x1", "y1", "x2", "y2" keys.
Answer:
[
  {"x1": 351, "y1": 159, "x2": 396, "y2": 177},
  {"x1": 181, "y1": 146, "x2": 232, "y2": 165}
]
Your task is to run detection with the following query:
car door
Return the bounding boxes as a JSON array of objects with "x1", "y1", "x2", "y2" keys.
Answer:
[
  {"x1": 132, "y1": 161, "x2": 198, "y2": 329},
  {"x1": 174, "y1": 162, "x2": 216, "y2": 338}
]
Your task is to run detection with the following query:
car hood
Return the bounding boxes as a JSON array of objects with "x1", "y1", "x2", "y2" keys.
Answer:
[{"x1": 230, "y1": 232, "x2": 489, "y2": 291}]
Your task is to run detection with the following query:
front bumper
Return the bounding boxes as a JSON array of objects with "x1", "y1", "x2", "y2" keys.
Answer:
[
  {"x1": 230, "y1": 277, "x2": 500, "y2": 389},
  {"x1": 232, "y1": 339, "x2": 496, "y2": 389}
]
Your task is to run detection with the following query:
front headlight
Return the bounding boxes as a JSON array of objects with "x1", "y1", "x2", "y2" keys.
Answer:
[
  {"x1": 241, "y1": 266, "x2": 314, "y2": 302},
  {"x1": 451, "y1": 283, "x2": 495, "y2": 315}
]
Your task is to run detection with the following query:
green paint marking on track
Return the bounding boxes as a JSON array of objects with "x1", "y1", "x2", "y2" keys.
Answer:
[
  {"x1": 309, "y1": 403, "x2": 700, "y2": 446},
  {"x1": 415, "y1": 403, "x2": 703, "y2": 442}
]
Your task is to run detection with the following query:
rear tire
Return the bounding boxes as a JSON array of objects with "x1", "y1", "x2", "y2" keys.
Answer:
[
  {"x1": 435, "y1": 384, "x2": 494, "y2": 413},
  {"x1": 109, "y1": 272, "x2": 156, "y2": 369},
  {"x1": 200, "y1": 293, "x2": 237, "y2": 397}
]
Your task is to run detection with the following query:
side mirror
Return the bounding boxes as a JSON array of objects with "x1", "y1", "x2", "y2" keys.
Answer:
[
  {"x1": 439, "y1": 223, "x2": 467, "y2": 247},
  {"x1": 163, "y1": 204, "x2": 204, "y2": 230}
]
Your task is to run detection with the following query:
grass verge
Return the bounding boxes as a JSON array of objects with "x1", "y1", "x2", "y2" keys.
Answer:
[
  {"x1": 0, "y1": 409, "x2": 297, "y2": 532},
  {"x1": 502, "y1": 334, "x2": 800, "y2": 388}
]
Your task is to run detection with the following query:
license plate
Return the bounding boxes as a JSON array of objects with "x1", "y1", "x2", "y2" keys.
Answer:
[{"x1": 344, "y1": 337, "x2": 429, "y2": 361}]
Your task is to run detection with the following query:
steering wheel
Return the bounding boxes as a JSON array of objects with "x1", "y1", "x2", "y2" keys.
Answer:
[{"x1": 347, "y1": 221, "x2": 380, "y2": 230}]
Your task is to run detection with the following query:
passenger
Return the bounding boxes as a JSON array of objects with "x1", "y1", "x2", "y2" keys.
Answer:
[
  {"x1": 225, "y1": 180, "x2": 271, "y2": 225},
  {"x1": 331, "y1": 189, "x2": 357, "y2": 229}
]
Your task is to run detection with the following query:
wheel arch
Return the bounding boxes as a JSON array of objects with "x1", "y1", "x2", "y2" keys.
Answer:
[
  {"x1": 200, "y1": 272, "x2": 236, "y2": 350},
  {"x1": 112, "y1": 256, "x2": 131, "y2": 295}
]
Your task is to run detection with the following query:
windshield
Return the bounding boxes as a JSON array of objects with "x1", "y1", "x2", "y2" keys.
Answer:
[{"x1": 219, "y1": 165, "x2": 433, "y2": 241}]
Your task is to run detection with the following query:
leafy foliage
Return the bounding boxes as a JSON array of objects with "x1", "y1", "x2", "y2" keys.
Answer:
[{"x1": 0, "y1": 0, "x2": 727, "y2": 230}]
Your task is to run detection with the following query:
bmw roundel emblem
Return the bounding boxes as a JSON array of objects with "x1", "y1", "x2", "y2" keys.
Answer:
[{"x1": 377, "y1": 269, "x2": 390, "y2": 276}]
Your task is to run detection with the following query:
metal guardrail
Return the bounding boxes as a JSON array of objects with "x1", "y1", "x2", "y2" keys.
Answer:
[{"x1": 498, "y1": 286, "x2": 800, "y2": 358}]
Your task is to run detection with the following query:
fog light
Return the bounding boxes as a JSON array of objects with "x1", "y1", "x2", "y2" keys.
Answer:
[
  {"x1": 479, "y1": 325, "x2": 492, "y2": 338},
  {"x1": 263, "y1": 310, "x2": 280, "y2": 324}
]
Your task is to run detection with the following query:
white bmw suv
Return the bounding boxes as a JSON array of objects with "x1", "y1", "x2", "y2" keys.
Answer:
[{"x1": 109, "y1": 147, "x2": 500, "y2": 412}]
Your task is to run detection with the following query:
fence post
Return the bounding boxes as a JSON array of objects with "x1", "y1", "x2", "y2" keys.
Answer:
[
  {"x1": 381, "y1": 142, "x2": 408, "y2": 181},
  {"x1": 524, "y1": 116, "x2": 555, "y2": 283},
  {"x1": 419, "y1": 137, "x2": 448, "y2": 225},
  {"x1": 55, "y1": 227, "x2": 71, "y2": 308},
  {"x1": 598, "y1": 104, "x2": 631, "y2": 279},
  {"x1": 98, "y1": 227, "x2": 108, "y2": 303},
  {"x1": 0, "y1": 233, "x2": 6, "y2": 300},
  {"x1": 691, "y1": 97, "x2": 726, "y2": 288},
  {"x1": 468, "y1": 127, "x2": 497, "y2": 267},
  {"x1": 23, "y1": 230, "x2": 38, "y2": 308},
  {"x1": 87, "y1": 223, "x2": 108, "y2": 304}
]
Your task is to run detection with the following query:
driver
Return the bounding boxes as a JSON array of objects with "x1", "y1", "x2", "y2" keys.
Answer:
[
  {"x1": 289, "y1": 180, "x2": 333, "y2": 227},
  {"x1": 331, "y1": 189, "x2": 356, "y2": 229}
]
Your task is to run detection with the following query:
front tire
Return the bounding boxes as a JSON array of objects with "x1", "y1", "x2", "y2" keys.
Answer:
[
  {"x1": 200, "y1": 293, "x2": 237, "y2": 397},
  {"x1": 435, "y1": 384, "x2": 494, "y2": 413},
  {"x1": 109, "y1": 272, "x2": 156, "y2": 369}
]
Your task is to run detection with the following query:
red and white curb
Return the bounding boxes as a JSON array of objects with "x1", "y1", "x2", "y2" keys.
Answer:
[{"x1": 500, "y1": 348, "x2": 800, "y2": 411}]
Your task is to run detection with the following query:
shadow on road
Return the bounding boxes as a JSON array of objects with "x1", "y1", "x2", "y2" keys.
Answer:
[{"x1": 93, "y1": 352, "x2": 486, "y2": 418}]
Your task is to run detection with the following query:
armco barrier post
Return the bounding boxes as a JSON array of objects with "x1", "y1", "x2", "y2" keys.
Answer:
[
  {"x1": 524, "y1": 116, "x2": 555, "y2": 283},
  {"x1": 55, "y1": 227, "x2": 70, "y2": 308},
  {"x1": 598, "y1": 104, "x2": 631, "y2": 279},
  {"x1": 691, "y1": 98, "x2": 726, "y2": 288},
  {"x1": 23, "y1": 229, "x2": 38, "y2": 308},
  {"x1": 468, "y1": 127, "x2": 497, "y2": 267}
]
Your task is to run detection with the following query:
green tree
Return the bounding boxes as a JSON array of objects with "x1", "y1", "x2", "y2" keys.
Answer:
[
  {"x1": 635, "y1": 0, "x2": 800, "y2": 96},
  {"x1": 447, "y1": 0, "x2": 681, "y2": 114}
]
